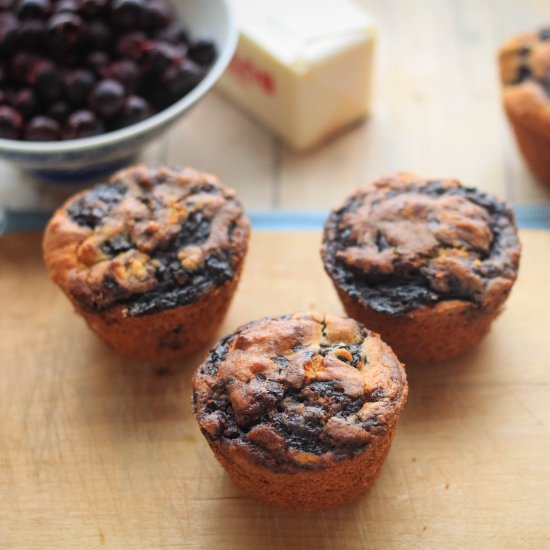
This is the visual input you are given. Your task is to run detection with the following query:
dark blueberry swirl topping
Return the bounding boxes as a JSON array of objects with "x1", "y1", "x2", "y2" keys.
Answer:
[
  {"x1": 193, "y1": 313, "x2": 407, "y2": 471},
  {"x1": 322, "y1": 174, "x2": 520, "y2": 315},
  {"x1": 62, "y1": 165, "x2": 249, "y2": 315}
]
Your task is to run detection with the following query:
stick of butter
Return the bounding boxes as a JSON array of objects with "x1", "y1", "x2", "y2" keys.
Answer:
[{"x1": 218, "y1": 0, "x2": 376, "y2": 151}]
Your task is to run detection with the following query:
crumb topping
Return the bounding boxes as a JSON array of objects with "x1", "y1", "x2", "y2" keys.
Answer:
[
  {"x1": 193, "y1": 312, "x2": 407, "y2": 471},
  {"x1": 322, "y1": 173, "x2": 520, "y2": 315}
]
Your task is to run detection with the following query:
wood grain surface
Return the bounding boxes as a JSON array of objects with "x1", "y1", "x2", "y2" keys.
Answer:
[
  {"x1": 2, "y1": 0, "x2": 550, "y2": 215},
  {"x1": 1, "y1": 230, "x2": 550, "y2": 550}
]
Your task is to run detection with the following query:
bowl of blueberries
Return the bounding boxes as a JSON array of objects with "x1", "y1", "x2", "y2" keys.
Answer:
[{"x1": 0, "y1": 0, "x2": 237, "y2": 181}]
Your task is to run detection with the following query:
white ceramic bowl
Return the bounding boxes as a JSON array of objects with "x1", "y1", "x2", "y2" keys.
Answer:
[{"x1": 0, "y1": 0, "x2": 237, "y2": 182}]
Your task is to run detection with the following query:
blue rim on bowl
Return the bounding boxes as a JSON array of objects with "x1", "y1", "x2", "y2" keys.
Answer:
[{"x1": 0, "y1": 0, "x2": 238, "y2": 182}]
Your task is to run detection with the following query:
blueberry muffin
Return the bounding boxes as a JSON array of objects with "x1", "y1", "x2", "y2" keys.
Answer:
[
  {"x1": 322, "y1": 173, "x2": 521, "y2": 364},
  {"x1": 43, "y1": 165, "x2": 250, "y2": 362},
  {"x1": 499, "y1": 26, "x2": 550, "y2": 185},
  {"x1": 192, "y1": 312, "x2": 407, "y2": 511}
]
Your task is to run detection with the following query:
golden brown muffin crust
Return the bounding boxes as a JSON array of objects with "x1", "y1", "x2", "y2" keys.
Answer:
[
  {"x1": 322, "y1": 173, "x2": 520, "y2": 316},
  {"x1": 193, "y1": 312, "x2": 407, "y2": 472},
  {"x1": 499, "y1": 27, "x2": 550, "y2": 132},
  {"x1": 43, "y1": 165, "x2": 249, "y2": 317}
]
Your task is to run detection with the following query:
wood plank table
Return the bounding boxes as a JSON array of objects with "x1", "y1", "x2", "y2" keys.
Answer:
[
  {"x1": 1, "y1": 0, "x2": 550, "y2": 215},
  {"x1": 1, "y1": 230, "x2": 549, "y2": 549}
]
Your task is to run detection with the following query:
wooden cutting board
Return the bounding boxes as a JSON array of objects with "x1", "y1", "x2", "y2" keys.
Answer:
[{"x1": 1, "y1": 230, "x2": 550, "y2": 550}]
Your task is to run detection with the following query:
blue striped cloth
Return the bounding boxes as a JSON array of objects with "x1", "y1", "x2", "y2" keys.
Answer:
[{"x1": 1, "y1": 206, "x2": 550, "y2": 235}]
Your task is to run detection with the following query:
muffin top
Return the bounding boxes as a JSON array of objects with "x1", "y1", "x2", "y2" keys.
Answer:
[
  {"x1": 193, "y1": 312, "x2": 407, "y2": 471},
  {"x1": 322, "y1": 173, "x2": 520, "y2": 316},
  {"x1": 43, "y1": 165, "x2": 249, "y2": 316},
  {"x1": 499, "y1": 27, "x2": 550, "y2": 128}
]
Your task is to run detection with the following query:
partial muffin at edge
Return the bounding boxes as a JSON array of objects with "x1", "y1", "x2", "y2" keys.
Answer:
[
  {"x1": 43, "y1": 164, "x2": 250, "y2": 362},
  {"x1": 192, "y1": 311, "x2": 408, "y2": 511},
  {"x1": 499, "y1": 26, "x2": 550, "y2": 184},
  {"x1": 321, "y1": 173, "x2": 521, "y2": 363}
]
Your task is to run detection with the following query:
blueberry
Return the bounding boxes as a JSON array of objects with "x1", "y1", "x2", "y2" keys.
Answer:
[
  {"x1": 512, "y1": 63, "x2": 532, "y2": 85},
  {"x1": 115, "y1": 31, "x2": 147, "y2": 61},
  {"x1": 85, "y1": 19, "x2": 112, "y2": 50},
  {"x1": 48, "y1": 12, "x2": 84, "y2": 55},
  {"x1": 64, "y1": 109, "x2": 103, "y2": 139},
  {"x1": 77, "y1": 0, "x2": 107, "y2": 17},
  {"x1": 47, "y1": 100, "x2": 70, "y2": 123},
  {"x1": 160, "y1": 58, "x2": 204, "y2": 101},
  {"x1": 110, "y1": 0, "x2": 145, "y2": 30},
  {"x1": 10, "y1": 52, "x2": 39, "y2": 83},
  {"x1": 16, "y1": 0, "x2": 51, "y2": 20},
  {"x1": 54, "y1": 0, "x2": 78, "y2": 13},
  {"x1": 141, "y1": 41, "x2": 183, "y2": 76},
  {"x1": 0, "y1": 88, "x2": 17, "y2": 110},
  {"x1": 116, "y1": 94, "x2": 152, "y2": 127},
  {"x1": 25, "y1": 115, "x2": 61, "y2": 140},
  {"x1": 15, "y1": 18, "x2": 47, "y2": 50},
  {"x1": 103, "y1": 60, "x2": 139, "y2": 93},
  {"x1": 0, "y1": 106, "x2": 23, "y2": 139},
  {"x1": 101, "y1": 235, "x2": 133, "y2": 256},
  {"x1": 88, "y1": 79, "x2": 125, "y2": 118},
  {"x1": 154, "y1": 21, "x2": 187, "y2": 45},
  {"x1": 13, "y1": 88, "x2": 35, "y2": 119},
  {"x1": 0, "y1": 11, "x2": 16, "y2": 28},
  {"x1": 86, "y1": 50, "x2": 110, "y2": 76},
  {"x1": 27, "y1": 59, "x2": 64, "y2": 101},
  {"x1": 188, "y1": 38, "x2": 216, "y2": 67},
  {"x1": 539, "y1": 28, "x2": 550, "y2": 41},
  {"x1": 145, "y1": 0, "x2": 174, "y2": 31},
  {"x1": 64, "y1": 68, "x2": 96, "y2": 105},
  {"x1": 0, "y1": 13, "x2": 17, "y2": 53}
]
